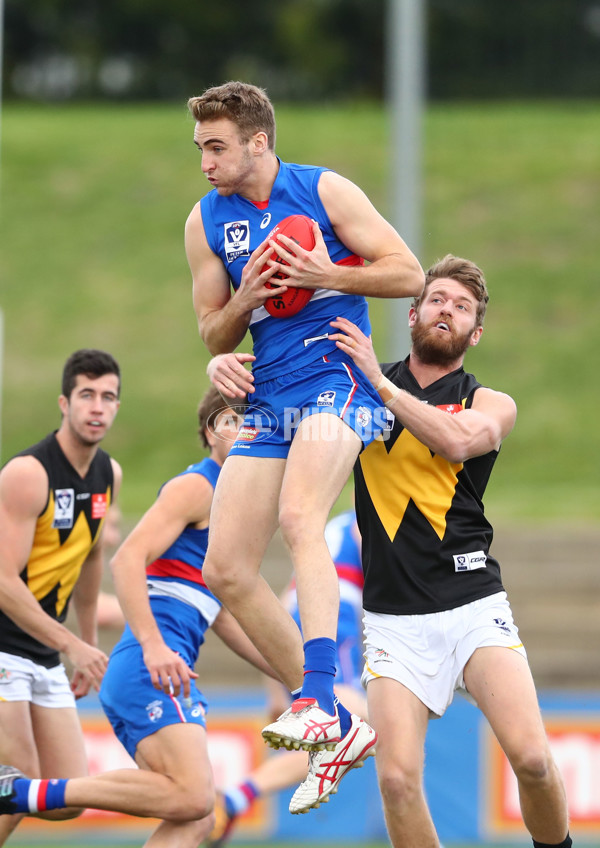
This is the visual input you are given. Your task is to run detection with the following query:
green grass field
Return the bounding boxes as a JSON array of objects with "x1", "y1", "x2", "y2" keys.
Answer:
[{"x1": 1, "y1": 100, "x2": 599, "y2": 524}]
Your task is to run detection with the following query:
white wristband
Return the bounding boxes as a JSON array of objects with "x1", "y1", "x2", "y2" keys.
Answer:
[{"x1": 374, "y1": 373, "x2": 401, "y2": 407}]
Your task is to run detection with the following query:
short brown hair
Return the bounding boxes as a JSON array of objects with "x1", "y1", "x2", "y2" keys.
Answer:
[
  {"x1": 62, "y1": 349, "x2": 121, "y2": 399},
  {"x1": 188, "y1": 81, "x2": 276, "y2": 149},
  {"x1": 198, "y1": 386, "x2": 247, "y2": 450},
  {"x1": 414, "y1": 254, "x2": 489, "y2": 326}
]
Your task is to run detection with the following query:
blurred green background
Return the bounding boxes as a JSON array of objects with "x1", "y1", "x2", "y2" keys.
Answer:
[
  {"x1": 1, "y1": 100, "x2": 599, "y2": 523},
  {"x1": 1, "y1": 0, "x2": 599, "y2": 527},
  {"x1": 2, "y1": 3, "x2": 599, "y2": 847}
]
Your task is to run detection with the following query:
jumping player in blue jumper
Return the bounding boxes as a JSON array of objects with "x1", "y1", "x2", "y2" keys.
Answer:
[{"x1": 185, "y1": 81, "x2": 424, "y2": 788}]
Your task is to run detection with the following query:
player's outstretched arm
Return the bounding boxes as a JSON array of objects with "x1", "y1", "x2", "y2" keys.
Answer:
[{"x1": 331, "y1": 316, "x2": 516, "y2": 462}]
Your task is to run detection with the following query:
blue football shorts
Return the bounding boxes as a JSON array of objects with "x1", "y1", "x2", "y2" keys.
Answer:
[
  {"x1": 99, "y1": 641, "x2": 208, "y2": 760},
  {"x1": 228, "y1": 348, "x2": 388, "y2": 459}
]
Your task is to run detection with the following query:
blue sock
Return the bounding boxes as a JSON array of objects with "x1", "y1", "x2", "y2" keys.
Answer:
[
  {"x1": 12, "y1": 778, "x2": 68, "y2": 813},
  {"x1": 301, "y1": 637, "x2": 337, "y2": 715},
  {"x1": 334, "y1": 695, "x2": 353, "y2": 737}
]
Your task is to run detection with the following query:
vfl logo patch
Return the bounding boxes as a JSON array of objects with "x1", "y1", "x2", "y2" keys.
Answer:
[
  {"x1": 224, "y1": 221, "x2": 250, "y2": 263},
  {"x1": 53, "y1": 488, "x2": 75, "y2": 529},
  {"x1": 453, "y1": 550, "x2": 487, "y2": 572},
  {"x1": 317, "y1": 390, "x2": 336, "y2": 407}
]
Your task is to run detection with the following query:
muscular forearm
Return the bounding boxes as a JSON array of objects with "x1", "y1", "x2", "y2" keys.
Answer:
[
  {"x1": 327, "y1": 253, "x2": 424, "y2": 298},
  {"x1": 74, "y1": 602, "x2": 99, "y2": 646},
  {"x1": 111, "y1": 554, "x2": 164, "y2": 648},
  {"x1": 376, "y1": 374, "x2": 496, "y2": 463},
  {"x1": 198, "y1": 296, "x2": 253, "y2": 355},
  {"x1": 0, "y1": 581, "x2": 80, "y2": 653}
]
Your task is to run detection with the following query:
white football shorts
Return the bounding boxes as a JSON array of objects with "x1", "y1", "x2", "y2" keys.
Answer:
[
  {"x1": 362, "y1": 591, "x2": 527, "y2": 717},
  {"x1": 0, "y1": 651, "x2": 76, "y2": 708}
]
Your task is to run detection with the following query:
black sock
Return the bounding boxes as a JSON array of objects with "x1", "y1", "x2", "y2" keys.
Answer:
[{"x1": 532, "y1": 834, "x2": 572, "y2": 848}]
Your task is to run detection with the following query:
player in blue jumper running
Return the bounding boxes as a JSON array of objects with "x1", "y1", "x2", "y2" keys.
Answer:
[
  {"x1": 0, "y1": 388, "x2": 278, "y2": 848},
  {"x1": 185, "y1": 80, "x2": 424, "y2": 761}
]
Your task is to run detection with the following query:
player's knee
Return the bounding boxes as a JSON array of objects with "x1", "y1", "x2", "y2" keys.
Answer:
[
  {"x1": 511, "y1": 745, "x2": 553, "y2": 786},
  {"x1": 203, "y1": 555, "x2": 253, "y2": 602},
  {"x1": 278, "y1": 500, "x2": 319, "y2": 549},
  {"x1": 202, "y1": 553, "x2": 233, "y2": 595},
  {"x1": 164, "y1": 787, "x2": 213, "y2": 823},
  {"x1": 378, "y1": 763, "x2": 422, "y2": 811}
]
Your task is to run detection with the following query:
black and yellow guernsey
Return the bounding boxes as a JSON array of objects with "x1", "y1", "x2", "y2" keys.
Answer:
[
  {"x1": 0, "y1": 432, "x2": 114, "y2": 667},
  {"x1": 355, "y1": 360, "x2": 505, "y2": 616}
]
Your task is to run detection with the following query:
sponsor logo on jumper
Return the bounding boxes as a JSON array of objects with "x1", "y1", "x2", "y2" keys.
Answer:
[
  {"x1": 92, "y1": 493, "x2": 108, "y2": 520},
  {"x1": 260, "y1": 212, "x2": 272, "y2": 229},
  {"x1": 453, "y1": 550, "x2": 487, "y2": 572},
  {"x1": 437, "y1": 403, "x2": 464, "y2": 414}
]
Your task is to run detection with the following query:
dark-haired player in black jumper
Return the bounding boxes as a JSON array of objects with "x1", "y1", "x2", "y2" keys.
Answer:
[{"x1": 0, "y1": 349, "x2": 122, "y2": 845}]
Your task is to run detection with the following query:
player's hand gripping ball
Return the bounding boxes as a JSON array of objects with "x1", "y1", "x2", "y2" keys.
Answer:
[{"x1": 263, "y1": 214, "x2": 316, "y2": 318}]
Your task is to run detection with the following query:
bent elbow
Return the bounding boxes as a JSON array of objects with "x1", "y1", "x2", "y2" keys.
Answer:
[{"x1": 439, "y1": 435, "x2": 470, "y2": 465}]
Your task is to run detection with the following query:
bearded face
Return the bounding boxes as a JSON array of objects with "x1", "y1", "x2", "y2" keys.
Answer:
[{"x1": 410, "y1": 311, "x2": 476, "y2": 366}]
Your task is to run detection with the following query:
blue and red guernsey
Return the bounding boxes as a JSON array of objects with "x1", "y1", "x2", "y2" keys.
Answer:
[
  {"x1": 200, "y1": 159, "x2": 372, "y2": 381},
  {"x1": 145, "y1": 457, "x2": 222, "y2": 627}
]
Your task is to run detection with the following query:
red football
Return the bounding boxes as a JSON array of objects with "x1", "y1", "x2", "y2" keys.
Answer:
[{"x1": 262, "y1": 214, "x2": 316, "y2": 318}]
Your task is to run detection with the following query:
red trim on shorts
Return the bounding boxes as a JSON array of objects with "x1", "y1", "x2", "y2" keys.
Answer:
[
  {"x1": 339, "y1": 363, "x2": 358, "y2": 419},
  {"x1": 169, "y1": 693, "x2": 187, "y2": 722}
]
